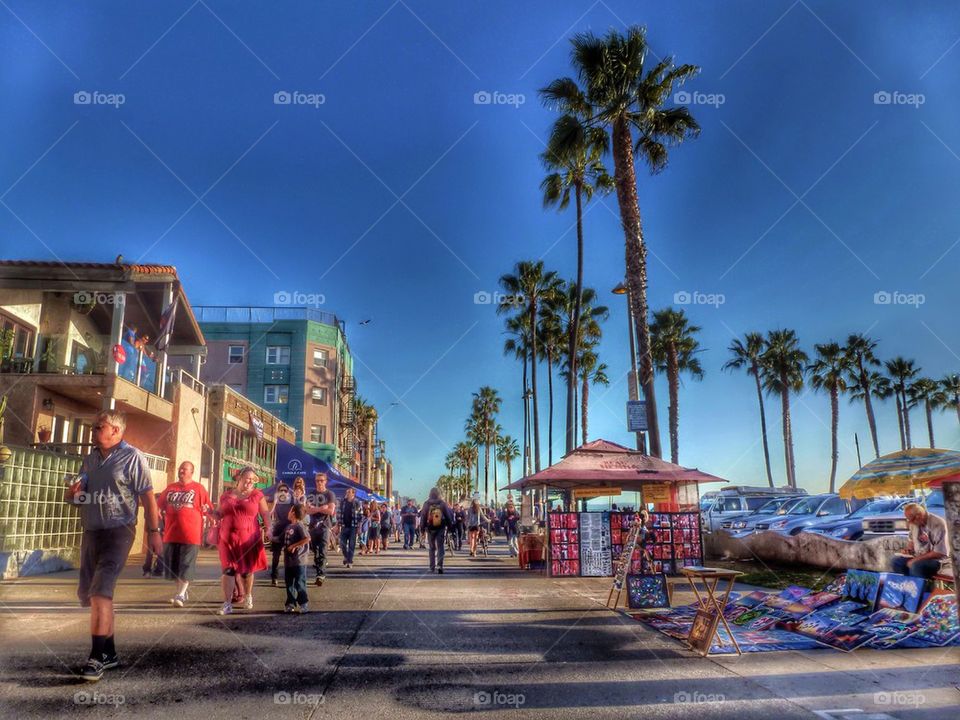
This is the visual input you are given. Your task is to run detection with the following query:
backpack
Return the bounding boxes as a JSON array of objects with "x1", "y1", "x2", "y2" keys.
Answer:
[{"x1": 428, "y1": 503, "x2": 444, "y2": 528}]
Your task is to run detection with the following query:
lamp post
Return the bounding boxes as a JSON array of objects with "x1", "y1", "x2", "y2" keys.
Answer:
[{"x1": 612, "y1": 282, "x2": 646, "y2": 454}]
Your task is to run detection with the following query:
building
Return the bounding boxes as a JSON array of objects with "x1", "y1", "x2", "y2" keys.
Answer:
[{"x1": 195, "y1": 306, "x2": 358, "y2": 475}]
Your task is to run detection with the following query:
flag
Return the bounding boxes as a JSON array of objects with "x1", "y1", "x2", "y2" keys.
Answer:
[
  {"x1": 249, "y1": 412, "x2": 264, "y2": 441},
  {"x1": 156, "y1": 295, "x2": 179, "y2": 352}
]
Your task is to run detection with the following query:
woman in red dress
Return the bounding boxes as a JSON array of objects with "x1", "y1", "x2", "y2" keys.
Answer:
[{"x1": 215, "y1": 467, "x2": 270, "y2": 614}]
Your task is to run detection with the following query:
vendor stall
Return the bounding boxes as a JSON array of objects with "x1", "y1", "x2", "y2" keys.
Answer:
[{"x1": 503, "y1": 439, "x2": 729, "y2": 577}]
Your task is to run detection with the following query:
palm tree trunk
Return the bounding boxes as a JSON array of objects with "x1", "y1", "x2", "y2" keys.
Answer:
[
  {"x1": 522, "y1": 348, "x2": 530, "y2": 476},
  {"x1": 860, "y1": 363, "x2": 880, "y2": 458},
  {"x1": 829, "y1": 385, "x2": 839, "y2": 493},
  {"x1": 484, "y1": 443, "x2": 490, "y2": 505},
  {"x1": 529, "y1": 301, "x2": 541, "y2": 472},
  {"x1": 581, "y1": 372, "x2": 589, "y2": 444},
  {"x1": 668, "y1": 348, "x2": 679, "y2": 464},
  {"x1": 573, "y1": 379, "x2": 579, "y2": 447},
  {"x1": 895, "y1": 392, "x2": 906, "y2": 450},
  {"x1": 780, "y1": 380, "x2": 795, "y2": 488},
  {"x1": 902, "y1": 389, "x2": 913, "y2": 449},
  {"x1": 546, "y1": 347, "x2": 554, "y2": 466},
  {"x1": 566, "y1": 183, "x2": 584, "y2": 456},
  {"x1": 925, "y1": 400, "x2": 935, "y2": 448},
  {"x1": 611, "y1": 115, "x2": 662, "y2": 458},
  {"x1": 752, "y1": 362, "x2": 774, "y2": 487}
]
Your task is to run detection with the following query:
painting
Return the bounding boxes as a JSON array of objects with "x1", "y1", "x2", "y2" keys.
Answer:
[
  {"x1": 777, "y1": 585, "x2": 811, "y2": 601},
  {"x1": 799, "y1": 591, "x2": 841, "y2": 610},
  {"x1": 688, "y1": 608, "x2": 721, "y2": 656},
  {"x1": 842, "y1": 569, "x2": 881, "y2": 608},
  {"x1": 626, "y1": 573, "x2": 671, "y2": 609},
  {"x1": 877, "y1": 573, "x2": 925, "y2": 614},
  {"x1": 818, "y1": 624, "x2": 875, "y2": 652}
]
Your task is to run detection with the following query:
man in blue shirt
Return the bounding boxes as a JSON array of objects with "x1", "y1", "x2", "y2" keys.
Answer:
[{"x1": 65, "y1": 410, "x2": 161, "y2": 682}]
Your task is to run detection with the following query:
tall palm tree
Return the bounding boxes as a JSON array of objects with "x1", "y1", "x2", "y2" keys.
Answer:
[
  {"x1": 885, "y1": 357, "x2": 919, "y2": 450},
  {"x1": 542, "y1": 26, "x2": 700, "y2": 458},
  {"x1": 650, "y1": 308, "x2": 703, "y2": 464},
  {"x1": 497, "y1": 435, "x2": 520, "y2": 487},
  {"x1": 761, "y1": 330, "x2": 808, "y2": 488},
  {"x1": 941, "y1": 373, "x2": 960, "y2": 428},
  {"x1": 503, "y1": 315, "x2": 532, "y2": 476},
  {"x1": 464, "y1": 414, "x2": 484, "y2": 497},
  {"x1": 470, "y1": 387, "x2": 502, "y2": 505},
  {"x1": 537, "y1": 304, "x2": 565, "y2": 467},
  {"x1": 845, "y1": 334, "x2": 882, "y2": 458},
  {"x1": 577, "y1": 346, "x2": 609, "y2": 444},
  {"x1": 809, "y1": 342, "x2": 851, "y2": 492},
  {"x1": 909, "y1": 378, "x2": 945, "y2": 449},
  {"x1": 540, "y1": 117, "x2": 613, "y2": 456},
  {"x1": 499, "y1": 260, "x2": 562, "y2": 473},
  {"x1": 723, "y1": 332, "x2": 774, "y2": 486}
]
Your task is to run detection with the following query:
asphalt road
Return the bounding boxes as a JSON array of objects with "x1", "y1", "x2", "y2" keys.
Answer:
[{"x1": 1, "y1": 535, "x2": 958, "y2": 719}]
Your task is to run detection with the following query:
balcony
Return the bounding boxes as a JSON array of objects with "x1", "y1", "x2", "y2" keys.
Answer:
[
  {"x1": 340, "y1": 374, "x2": 356, "y2": 394},
  {"x1": 194, "y1": 306, "x2": 342, "y2": 328}
]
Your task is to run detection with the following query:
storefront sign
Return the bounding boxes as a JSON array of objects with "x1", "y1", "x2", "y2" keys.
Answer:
[
  {"x1": 572, "y1": 487, "x2": 621, "y2": 499},
  {"x1": 627, "y1": 400, "x2": 647, "y2": 432}
]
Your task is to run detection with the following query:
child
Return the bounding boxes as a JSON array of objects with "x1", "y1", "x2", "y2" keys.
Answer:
[{"x1": 283, "y1": 505, "x2": 310, "y2": 613}]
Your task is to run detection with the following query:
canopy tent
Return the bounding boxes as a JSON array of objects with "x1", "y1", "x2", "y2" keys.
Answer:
[
  {"x1": 838, "y1": 448, "x2": 960, "y2": 500},
  {"x1": 268, "y1": 439, "x2": 375, "y2": 501},
  {"x1": 502, "y1": 439, "x2": 729, "y2": 494}
]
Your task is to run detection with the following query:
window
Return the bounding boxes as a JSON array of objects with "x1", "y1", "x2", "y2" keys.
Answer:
[
  {"x1": 310, "y1": 425, "x2": 327, "y2": 443},
  {"x1": 264, "y1": 385, "x2": 289, "y2": 404},
  {"x1": 0, "y1": 311, "x2": 35, "y2": 358},
  {"x1": 311, "y1": 386, "x2": 328, "y2": 405},
  {"x1": 313, "y1": 348, "x2": 329, "y2": 368},
  {"x1": 227, "y1": 383, "x2": 244, "y2": 393},
  {"x1": 266, "y1": 346, "x2": 290, "y2": 365},
  {"x1": 228, "y1": 345, "x2": 244, "y2": 364}
]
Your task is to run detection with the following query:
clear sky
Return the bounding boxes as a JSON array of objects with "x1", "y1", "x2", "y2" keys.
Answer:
[{"x1": 3, "y1": 1, "x2": 960, "y2": 501}]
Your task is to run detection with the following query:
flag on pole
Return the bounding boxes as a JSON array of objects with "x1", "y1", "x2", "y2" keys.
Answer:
[
  {"x1": 249, "y1": 412, "x2": 265, "y2": 441},
  {"x1": 156, "y1": 295, "x2": 179, "y2": 352}
]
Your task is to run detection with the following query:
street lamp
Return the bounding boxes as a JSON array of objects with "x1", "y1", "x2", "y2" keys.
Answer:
[{"x1": 612, "y1": 282, "x2": 646, "y2": 454}]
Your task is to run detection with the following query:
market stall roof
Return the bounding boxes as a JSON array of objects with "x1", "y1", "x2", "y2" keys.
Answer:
[
  {"x1": 838, "y1": 448, "x2": 960, "y2": 499},
  {"x1": 501, "y1": 439, "x2": 729, "y2": 491}
]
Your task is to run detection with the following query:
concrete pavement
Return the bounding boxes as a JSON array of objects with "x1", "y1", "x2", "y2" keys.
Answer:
[{"x1": 0, "y1": 535, "x2": 958, "y2": 719}]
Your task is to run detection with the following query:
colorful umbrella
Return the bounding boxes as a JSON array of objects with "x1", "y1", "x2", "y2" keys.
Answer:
[{"x1": 838, "y1": 448, "x2": 960, "y2": 499}]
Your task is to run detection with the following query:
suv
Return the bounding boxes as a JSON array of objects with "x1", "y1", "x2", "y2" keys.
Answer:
[
  {"x1": 860, "y1": 490, "x2": 946, "y2": 540},
  {"x1": 700, "y1": 486, "x2": 803, "y2": 533},
  {"x1": 728, "y1": 496, "x2": 809, "y2": 538},
  {"x1": 719, "y1": 495, "x2": 806, "y2": 533},
  {"x1": 753, "y1": 493, "x2": 849, "y2": 535},
  {"x1": 803, "y1": 497, "x2": 906, "y2": 540}
]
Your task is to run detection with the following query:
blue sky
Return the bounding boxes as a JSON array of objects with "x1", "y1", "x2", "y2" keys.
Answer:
[{"x1": 3, "y1": 1, "x2": 960, "y2": 501}]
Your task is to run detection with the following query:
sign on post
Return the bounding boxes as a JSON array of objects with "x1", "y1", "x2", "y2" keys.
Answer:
[{"x1": 627, "y1": 400, "x2": 647, "y2": 432}]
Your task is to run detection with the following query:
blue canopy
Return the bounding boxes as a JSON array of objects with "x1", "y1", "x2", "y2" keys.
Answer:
[{"x1": 269, "y1": 439, "x2": 374, "y2": 501}]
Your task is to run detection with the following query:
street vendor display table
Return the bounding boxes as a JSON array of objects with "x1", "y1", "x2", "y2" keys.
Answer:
[{"x1": 679, "y1": 567, "x2": 743, "y2": 656}]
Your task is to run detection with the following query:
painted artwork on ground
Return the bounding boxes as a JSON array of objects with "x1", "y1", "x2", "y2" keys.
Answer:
[
  {"x1": 818, "y1": 624, "x2": 875, "y2": 652},
  {"x1": 877, "y1": 573, "x2": 925, "y2": 614},
  {"x1": 799, "y1": 591, "x2": 842, "y2": 610},
  {"x1": 777, "y1": 585, "x2": 811, "y2": 601},
  {"x1": 843, "y1": 569, "x2": 881, "y2": 608},
  {"x1": 626, "y1": 574, "x2": 670, "y2": 609},
  {"x1": 863, "y1": 609, "x2": 919, "y2": 649},
  {"x1": 821, "y1": 574, "x2": 846, "y2": 595},
  {"x1": 896, "y1": 592, "x2": 960, "y2": 647}
]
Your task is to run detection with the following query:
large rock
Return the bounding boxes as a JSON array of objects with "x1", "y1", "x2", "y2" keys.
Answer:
[{"x1": 706, "y1": 530, "x2": 908, "y2": 572}]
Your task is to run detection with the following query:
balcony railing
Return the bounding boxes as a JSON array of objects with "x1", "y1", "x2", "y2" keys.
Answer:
[
  {"x1": 28, "y1": 442, "x2": 169, "y2": 473},
  {"x1": 194, "y1": 306, "x2": 341, "y2": 328}
]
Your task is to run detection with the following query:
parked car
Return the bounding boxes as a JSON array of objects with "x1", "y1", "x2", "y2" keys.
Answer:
[
  {"x1": 860, "y1": 490, "x2": 946, "y2": 540},
  {"x1": 700, "y1": 485, "x2": 805, "y2": 533},
  {"x1": 719, "y1": 495, "x2": 807, "y2": 532},
  {"x1": 727, "y1": 496, "x2": 810, "y2": 538},
  {"x1": 753, "y1": 493, "x2": 850, "y2": 536},
  {"x1": 803, "y1": 497, "x2": 907, "y2": 541}
]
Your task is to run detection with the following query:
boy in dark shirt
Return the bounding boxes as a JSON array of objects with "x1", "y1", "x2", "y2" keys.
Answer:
[{"x1": 283, "y1": 505, "x2": 310, "y2": 613}]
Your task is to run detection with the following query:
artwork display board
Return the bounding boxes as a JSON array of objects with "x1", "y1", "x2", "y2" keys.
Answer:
[{"x1": 579, "y1": 511, "x2": 613, "y2": 576}]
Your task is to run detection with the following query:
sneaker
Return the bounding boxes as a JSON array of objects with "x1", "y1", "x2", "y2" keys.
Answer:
[
  {"x1": 284, "y1": 605, "x2": 296, "y2": 613},
  {"x1": 100, "y1": 654, "x2": 120, "y2": 671},
  {"x1": 244, "y1": 595, "x2": 254, "y2": 610},
  {"x1": 80, "y1": 658, "x2": 105, "y2": 682},
  {"x1": 346, "y1": 563, "x2": 352, "y2": 568},
  {"x1": 270, "y1": 578, "x2": 279, "y2": 587},
  {"x1": 217, "y1": 602, "x2": 232, "y2": 615},
  {"x1": 314, "y1": 576, "x2": 324, "y2": 587},
  {"x1": 297, "y1": 604, "x2": 309, "y2": 614},
  {"x1": 438, "y1": 567, "x2": 444, "y2": 574},
  {"x1": 172, "y1": 595, "x2": 185, "y2": 608},
  {"x1": 142, "y1": 570, "x2": 151, "y2": 578}
]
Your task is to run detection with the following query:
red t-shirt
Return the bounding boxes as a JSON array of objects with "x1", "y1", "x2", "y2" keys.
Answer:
[{"x1": 158, "y1": 481, "x2": 211, "y2": 545}]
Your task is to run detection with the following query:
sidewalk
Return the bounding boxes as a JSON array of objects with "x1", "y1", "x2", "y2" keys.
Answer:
[{"x1": 0, "y1": 537, "x2": 958, "y2": 719}]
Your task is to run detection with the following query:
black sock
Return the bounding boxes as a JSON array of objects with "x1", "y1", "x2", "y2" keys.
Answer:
[
  {"x1": 104, "y1": 635, "x2": 115, "y2": 657},
  {"x1": 90, "y1": 635, "x2": 107, "y2": 660}
]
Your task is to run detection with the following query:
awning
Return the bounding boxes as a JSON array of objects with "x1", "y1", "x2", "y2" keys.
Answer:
[
  {"x1": 838, "y1": 448, "x2": 960, "y2": 499},
  {"x1": 269, "y1": 439, "x2": 374, "y2": 501},
  {"x1": 502, "y1": 439, "x2": 729, "y2": 492}
]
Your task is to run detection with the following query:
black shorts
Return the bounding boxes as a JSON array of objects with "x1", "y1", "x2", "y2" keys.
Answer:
[
  {"x1": 77, "y1": 525, "x2": 137, "y2": 606},
  {"x1": 162, "y1": 542, "x2": 200, "y2": 581}
]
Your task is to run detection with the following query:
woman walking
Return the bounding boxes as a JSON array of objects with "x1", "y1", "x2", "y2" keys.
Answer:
[
  {"x1": 502, "y1": 500, "x2": 520, "y2": 558},
  {"x1": 367, "y1": 502, "x2": 382, "y2": 555},
  {"x1": 215, "y1": 467, "x2": 269, "y2": 614},
  {"x1": 467, "y1": 499, "x2": 486, "y2": 557},
  {"x1": 379, "y1": 503, "x2": 392, "y2": 550}
]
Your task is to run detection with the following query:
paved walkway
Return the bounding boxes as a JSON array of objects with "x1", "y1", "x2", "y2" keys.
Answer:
[{"x1": 1, "y1": 536, "x2": 958, "y2": 719}]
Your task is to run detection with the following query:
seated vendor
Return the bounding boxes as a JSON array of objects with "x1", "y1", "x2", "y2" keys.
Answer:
[{"x1": 890, "y1": 502, "x2": 951, "y2": 579}]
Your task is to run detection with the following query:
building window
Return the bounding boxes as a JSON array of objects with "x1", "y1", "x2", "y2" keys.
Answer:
[
  {"x1": 226, "y1": 424, "x2": 247, "y2": 455},
  {"x1": 311, "y1": 386, "x2": 328, "y2": 405},
  {"x1": 313, "y1": 348, "x2": 328, "y2": 368},
  {"x1": 310, "y1": 425, "x2": 326, "y2": 443},
  {"x1": 228, "y1": 345, "x2": 244, "y2": 364},
  {"x1": 0, "y1": 311, "x2": 35, "y2": 358},
  {"x1": 266, "y1": 346, "x2": 290, "y2": 365},
  {"x1": 227, "y1": 383, "x2": 244, "y2": 393},
  {"x1": 264, "y1": 385, "x2": 289, "y2": 404}
]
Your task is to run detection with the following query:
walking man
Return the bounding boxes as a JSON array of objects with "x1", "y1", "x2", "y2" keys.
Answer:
[
  {"x1": 337, "y1": 487, "x2": 362, "y2": 567},
  {"x1": 65, "y1": 410, "x2": 161, "y2": 681},
  {"x1": 305, "y1": 472, "x2": 337, "y2": 585},
  {"x1": 400, "y1": 498, "x2": 418, "y2": 549},
  {"x1": 156, "y1": 460, "x2": 211, "y2": 606},
  {"x1": 419, "y1": 487, "x2": 454, "y2": 574}
]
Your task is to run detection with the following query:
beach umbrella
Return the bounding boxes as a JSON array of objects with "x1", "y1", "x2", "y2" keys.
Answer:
[{"x1": 838, "y1": 448, "x2": 960, "y2": 499}]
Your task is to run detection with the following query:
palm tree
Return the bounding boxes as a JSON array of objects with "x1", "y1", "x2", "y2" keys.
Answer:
[
  {"x1": 723, "y1": 333, "x2": 775, "y2": 486},
  {"x1": 909, "y1": 378, "x2": 945, "y2": 449},
  {"x1": 577, "y1": 346, "x2": 609, "y2": 444},
  {"x1": 464, "y1": 413, "x2": 484, "y2": 497},
  {"x1": 470, "y1": 387, "x2": 502, "y2": 505},
  {"x1": 845, "y1": 334, "x2": 882, "y2": 458},
  {"x1": 542, "y1": 27, "x2": 700, "y2": 458},
  {"x1": 809, "y1": 342, "x2": 851, "y2": 492},
  {"x1": 540, "y1": 116, "x2": 613, "y2": 456},
  {"x1": 941, "y1": 373, "x2": 960, "y2": 428},
  {"x1": 352, "y1": 397, "x2": 378, "y2": 483},
  {"x1": 537, "y1": 304, "x2": 565, "y2": 467},
  {"x1": 503, "y1": 315, "x2": 533, "y2": 476},
  {"x1": 650, "y1": 308, "x2": 703, "y2": 464},
  {"x1": 761, "y1": 330, "x2": 808, "y2": 488},
  {"x1": 885, "y1": 357, "x2": 919, "y2": 450},
  {"x1": 499, "y1": 260, "x2": 562, "y2": 473},
  {"x1": 497, "y1": 435, "x2": 520, "y2": 487}
]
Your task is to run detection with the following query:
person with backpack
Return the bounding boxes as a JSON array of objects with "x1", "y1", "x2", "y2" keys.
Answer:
[{"x1": 419, "y1": 487, "x2": 454, "y2": 573}]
